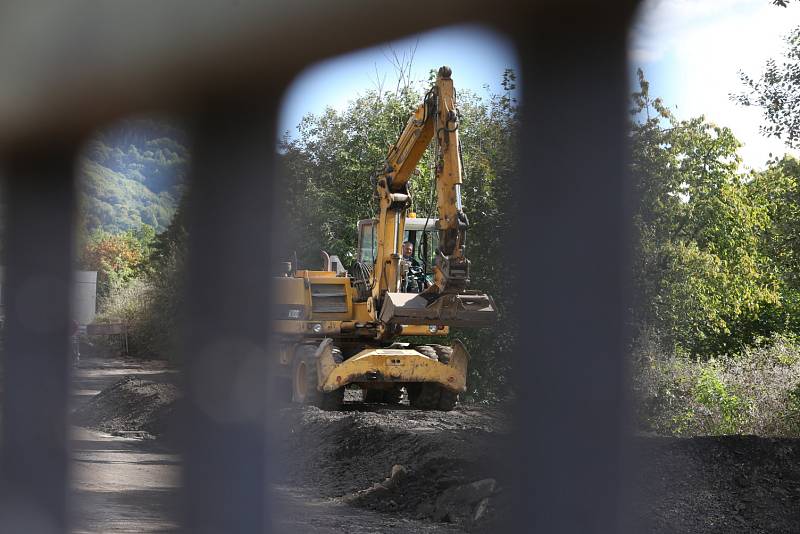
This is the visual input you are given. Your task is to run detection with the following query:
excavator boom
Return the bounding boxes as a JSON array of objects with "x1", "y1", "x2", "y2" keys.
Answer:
[{"x1": 370, "y1": 66, "x2": 496, "y2": 329}]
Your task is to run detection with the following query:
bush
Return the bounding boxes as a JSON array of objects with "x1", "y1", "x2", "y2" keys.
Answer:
[
  {"x1": 95, "y1": 235, "x2": 184, "y2": 360},
  {"x1": 80, "y1": 227, "x2": 155, "y2": 302},
  {"x1": 633, "y1": 329, "x2": 800, "y2": 436}
]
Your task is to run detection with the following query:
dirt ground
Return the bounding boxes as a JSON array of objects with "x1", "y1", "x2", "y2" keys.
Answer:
[
  {"x1": 71, "y1": 357, "x2": 483, "y2": 533},
  {"x1": 275, "y1": 404, "x2": 510, "y2": 532},
  {"x1": 635, "y1": 436, "x2": 800, "y2": 533},
  {"x1": 72, "y1": 356, "x2": 800, "y2": 533},
  {"x1": 70, "y1": 356, "x2": 181, "y2": 533}
]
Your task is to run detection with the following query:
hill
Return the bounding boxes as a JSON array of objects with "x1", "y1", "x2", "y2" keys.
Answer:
[{"x1": 78, "y1": 118, "x2": 188, "y2": 234}]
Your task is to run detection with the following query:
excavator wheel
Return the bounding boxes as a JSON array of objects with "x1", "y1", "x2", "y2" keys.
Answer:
[
  {"x1": 363, "y1": 389, "x2": 385, "y2": 403},
  {"x1": 292, "y1": 346, "x2": 343, "y2": 410},
  {"x1": 438, "y1": 389, "x2": 458, "y2": 411},
  {"x1": 384, "y1": 386, "x2": 404, "y2": 404},
  {"x1": 364, "y1": 386, "x2": 403, "y2": 404},
  {"x1": 407, "y1": 383, "x2": 458, "y2": 411}
]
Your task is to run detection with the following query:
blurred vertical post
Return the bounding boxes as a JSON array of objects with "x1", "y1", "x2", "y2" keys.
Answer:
[
  {"x1": 510, "y1": 5, "x2": 636, "y2": 533},
  {"x1": 180, "y1": 98, "x2": 276, "y2": 533},
  {"x1": 0, "y1": 145, "x2": 76, "y2": 532}
]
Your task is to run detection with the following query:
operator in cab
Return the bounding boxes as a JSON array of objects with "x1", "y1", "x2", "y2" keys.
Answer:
[
  {"x1": 402, "y1": 241, "x2": 419, "y2": 268},
  {"x1": 401, "y1": 241, "x2": 424, "y2": 293}
]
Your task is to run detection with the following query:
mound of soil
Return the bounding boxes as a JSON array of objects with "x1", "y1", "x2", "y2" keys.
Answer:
[
  {"x1": 281, "y1": 404, "x2": 800, "y2": 533},
  {"x1": 279, "y1": 405, "x2": 511, "y2": 531},
  {"x1": 74, "y1": 376, "x2": 180, "y2": 438}
]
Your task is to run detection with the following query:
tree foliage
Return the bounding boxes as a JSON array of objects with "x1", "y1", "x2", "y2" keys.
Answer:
[
  {"x1": 634, "y1": 69, "x2": 800, "y2": 357},
  {"x1": 84, "y1": 199, "x2": 188, "y2": 359},
  {"x1": 79, "y1": 226, "x2": 156, "y2": 300},
  {"x1": 735, "y1": 27, "x2": 800, "y2": 149},
  {"x1": 278, "y1": 87, "x2": 431, "y2": 266}
]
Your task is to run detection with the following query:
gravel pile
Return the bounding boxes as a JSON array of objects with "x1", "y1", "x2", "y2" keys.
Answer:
[{"x1": 74, "y1": 376, "x2": 180, "y2": 439}]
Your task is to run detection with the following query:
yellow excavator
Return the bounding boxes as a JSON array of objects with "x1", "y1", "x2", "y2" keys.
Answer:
[{"x1": 274, "y1": 66, "x2": 496, "y2": 410}]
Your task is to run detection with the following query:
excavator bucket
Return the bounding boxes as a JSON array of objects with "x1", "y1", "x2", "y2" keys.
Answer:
[{"x1": 380, "y1": 291, "x2": 497, "y2": 328}]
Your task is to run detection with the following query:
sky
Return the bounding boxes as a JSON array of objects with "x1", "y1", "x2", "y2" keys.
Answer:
[
  {"x1": 278, "y1": 25, "x2": 519, "y2": 138},
  {"x1": 631, "y1": 0, "x2": 800, "y2": 169},
  {"x1": 280, "y1": 3, "x2": 799, "y2": 169}
]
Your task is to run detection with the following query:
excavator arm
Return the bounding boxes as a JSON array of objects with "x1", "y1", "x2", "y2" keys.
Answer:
[{"x1": 369, "y1": 66, "x2": 496, "y2": 330}]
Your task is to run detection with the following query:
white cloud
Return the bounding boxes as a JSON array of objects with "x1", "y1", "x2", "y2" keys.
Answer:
[
  {"x1": 631, "y1": 0, "x2": 759, "y2": 62},
  {"x1": 632, "y1": 0, "x2": 800, "y2": 168}
]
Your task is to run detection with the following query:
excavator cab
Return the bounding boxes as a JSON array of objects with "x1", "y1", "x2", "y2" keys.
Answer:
[
  {"x1": 357, "y1": 217, "x2": 497, "y2": 328},
  {"x1": 357, "y1": 217, "x2": 439, "y2": 293},
  {"x1": 401, "y1": 217, "x2": 439, "y2": 292}
]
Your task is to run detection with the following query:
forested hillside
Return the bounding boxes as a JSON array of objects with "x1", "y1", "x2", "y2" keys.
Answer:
[{"x1": 78, "y1": 118, "x2": 188, "y2": 234}]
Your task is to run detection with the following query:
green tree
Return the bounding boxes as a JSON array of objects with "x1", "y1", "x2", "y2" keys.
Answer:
[
  {"x1": 748, "y1": 156, "x2": 800, "y2": 333},
  {"x1": 79, "y1": 225, "x2": 156, "y2": 300},
  {"x1": 632, "y1": 70, "x2": 781, "y2": 356},
  {"x1": 278, "y1": 86, "x2": 434, "y2": 267},
  {"x1": 451, "y1": 73, "x2": 518, "y2": 397},
  {"x1": 736, "y1": 27, "x2": 800, "y2": 149}
]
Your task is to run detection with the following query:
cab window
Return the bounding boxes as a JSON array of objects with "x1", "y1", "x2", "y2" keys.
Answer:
[{"x1": 358, "y1": 220, "x2": 376, "y2": 265}]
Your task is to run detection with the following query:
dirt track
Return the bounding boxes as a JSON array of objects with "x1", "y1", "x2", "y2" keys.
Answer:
[
  {"x1": 72, "y1": 356, "x2": 800, "y2": 533},
  {"x1": 71, "y1": 357, "x2": 180, "y2": 533}
]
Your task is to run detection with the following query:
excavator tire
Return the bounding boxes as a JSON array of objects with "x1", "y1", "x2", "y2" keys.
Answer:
[
  {"x1": 407, "y1": 383, "x2": 458, "y2": 411},
  {"x1": 364, "y1": 386, "x2": 403, "y2": 404},
  {"x1": 429, "y1": 344, "x2": 453, "y2": 365},
  {"x1": 292, "y1": 346, "x2": 343, "y2": 410},
  {"x1": 414, "y1": 345, "x2": 439, "y2": 361},
  {"x1": 438, "y1": 389, "x2": 458, "y2": 411},
  {"x1": 364, "y1": 389, "x2": 385, "y2": 403},
  {"x1": 385, "y1": 386, "x2": 404, "y2": 404}
]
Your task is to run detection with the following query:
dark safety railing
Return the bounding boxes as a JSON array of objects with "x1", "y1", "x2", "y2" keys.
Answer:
[{"x1": 0, "y1": 2, "x2": 639, "y2": 532}]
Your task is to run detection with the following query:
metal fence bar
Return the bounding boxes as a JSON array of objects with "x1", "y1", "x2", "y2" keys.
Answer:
[
  {"x1": 0, "y1": 145, "x2": 76, "y2": 533},
  {"x1": 0, "y1": 5, "x2": 642, "y2": 533},
  {"x1": 179, "y1": 98, "x2": 277, "y2": 533},
  {"x1": 510, "y1": 8, "x2": 635, "y2": 533}
]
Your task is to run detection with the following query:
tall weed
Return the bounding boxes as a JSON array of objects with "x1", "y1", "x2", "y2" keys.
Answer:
[{"x1": 633, "y1": 329, "x2": 800, "y2": 436}]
